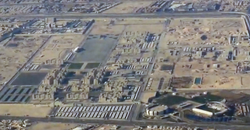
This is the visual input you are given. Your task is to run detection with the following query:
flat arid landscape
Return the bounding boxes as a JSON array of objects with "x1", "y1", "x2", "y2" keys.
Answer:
[{"x1": 0, "y1": 0, "x2": 249, "y2": 130}]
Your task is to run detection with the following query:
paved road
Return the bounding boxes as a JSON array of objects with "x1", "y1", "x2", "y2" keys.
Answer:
[
  {"x1": 0, "y1": 0, "x2": 155, "y2": 6},
  {"x1": 2, "y1": 12, "x2": 243, "y2": 19},
  {"x1": 0, "y1": 115, "x2": 249, "y2": 129}
]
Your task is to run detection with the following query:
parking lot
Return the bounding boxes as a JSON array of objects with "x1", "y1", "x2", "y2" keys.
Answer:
[{"x1": 53, "y1": 104, "x2": 133, "y2": 120}]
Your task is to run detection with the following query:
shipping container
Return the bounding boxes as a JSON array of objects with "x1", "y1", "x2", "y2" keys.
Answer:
[
  {"x1": 111, "y1": 112, "x2": 115, "y2": 119},
  {"x1": 115, "y1": 112, "x2": 119, "y2": 119},
  {"x1": 82, "y1": 106, "x2": 87, "y2": 111},
  {"x1": 68, "y1": 107, "x2": 73, "y2": 112},
  {"x1": 90, "y1": 112, "x2": 95, "y2": 118},
  {"x1": 118, "y1": 106, "x2": 122, "y2": 111},
  {"x1": 61, "y1": 107, "x2": 66, "y2": 113},
  {"x1": 93, "y1": 106, "x2": 97, "y2": 112},
  {"x1": 58, "y1": 107, "x2": 63, "y2": 112},
  {"x1": 107, "y1": 106, "x2": 111, "y2": 111},
  {"x1": 119, "y1": 112, "x2": 123, "y2": 119},
  {"x1": 69, "y1": 113, "x2": 73, "y2": 117},
  {"x1": 79, "y1": 107, "x2": 83, "y2": 112},
  {"x1": 100, "y1": 106, "x2": 104, "y2": 111},
  {"x1": 64, "y1": 107, "x2": 69, "y2": 113},
  {"x1": 122, "y1": 106, "x2": 126, "y2": 111},
  {"x1": 125, "y1": 106, "x2": 129, "y2": 111},
  {"x1": 65, "y1": 113, "x2": 70, "y2": 117},
  {"x1": 104, "y1": 106, "x2": 108, "y2": 111},
  {"x1": 89, "y1": 107, "x2": 94, "y2": 112},
  {"x1": 86, "y1": 107, "x2": 90, "y2": 111},
  {"x1": 125, "y1": 112, "x2": 129, "y2": 119},
  {"x1": 82, "y1": 113, "x2": 87, "y2": 118},
  {"x1": 86, "y1": 112, "x2": 91, "y2": 118},
  {"x1": 101, "y1": 112, "x2": 105, "y2": 118},
  {"x1": 73, "y1": 113, "x2": 77, "y2": 117},
  {"x1": 75, "y1": 107, "x2": 80, "y2": 112},
  {"x1": 93, "y1": 112, "x2": 98, "y2": 118},
  {"x1": 72, "y1": 107, "x2": 77, "y2": 112},
  {"x1": 97, "y1": 106, "x2": 101, "y2": 112},
  {"x1": 122, "y1": 112, "x2": 126, "y2": 119},
  {"x1": 79, "y1": 113, "x2": 83, "y2": 118},
  {"x1": 111, "y1": 106, "x2": 115, "y2": 111}
]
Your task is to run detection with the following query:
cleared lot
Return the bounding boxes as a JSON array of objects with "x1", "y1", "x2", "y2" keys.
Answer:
[{"x1": 0, "y1": 104, "x2": 51, "y2": 117}]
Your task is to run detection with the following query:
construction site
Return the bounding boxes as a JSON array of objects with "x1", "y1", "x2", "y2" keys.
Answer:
[{"x1": 150, "y1": 16, "x2": 250, "y2": 91}]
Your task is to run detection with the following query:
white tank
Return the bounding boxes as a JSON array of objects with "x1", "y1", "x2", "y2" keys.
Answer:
[
  {"x1": 146, "y1": 109, "x2": 150, "y2": 115},
  {"x1": 73, "y1": 47, "x2": 80, "y2": 53},
  {"x1": 149, "y1": 111, "x2": 154, "y2": 116},
  {"x1": 153, "y1": 111, "x2": 158, "y2": 116}
]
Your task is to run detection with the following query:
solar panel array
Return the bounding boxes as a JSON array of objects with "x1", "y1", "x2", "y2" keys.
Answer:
[
  {"x1": 54, "y1": 104, "x2": 133, "y2": 120},
  {"x1": 0, "y1": 86, "x2": 37, "y2": 103}
]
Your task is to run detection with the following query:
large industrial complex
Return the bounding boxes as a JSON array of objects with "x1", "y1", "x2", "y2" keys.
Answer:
[{"x1": 0, "y1": 0, "x2": 250, "y2": 130}]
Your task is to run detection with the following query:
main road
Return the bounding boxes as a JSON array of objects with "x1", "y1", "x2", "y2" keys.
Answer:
[
  {"x1": 2, "y1": 12, "x2": 245, "y2": 19},
  {"x1": 0, "y1": 115, "x2": 249, "y2": 129}
]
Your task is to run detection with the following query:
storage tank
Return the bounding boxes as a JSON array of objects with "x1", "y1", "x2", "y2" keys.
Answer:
[
  {"x1": 149, "y1": 111, "x2": 154, "y2": 116},
  {"x1": 72, "y1": 47, "x2": 80, "y2": 53},
  {"x1": 153, "y1": 111, "x2": 158, "y2": 115},
  {"x1": 146, "y1": 109, "x2": 150, "y2": 115}
]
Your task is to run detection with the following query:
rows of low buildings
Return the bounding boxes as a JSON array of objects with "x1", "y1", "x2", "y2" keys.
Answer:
[{"x1": 53, "y1": 104, "x2": 133, "y2": 120}]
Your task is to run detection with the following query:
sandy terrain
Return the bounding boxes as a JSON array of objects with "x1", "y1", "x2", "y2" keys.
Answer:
[
  {"x1": 0, "y1": 104, "x2": 52, "y2": 117},
  {"x1": 0, "y1": 36, "x2": 49, "y2": 86},
  {"x1": 164, "y1": 18, "x2": 246, "y2": 46},
  {"x1": 90, "y1": 24, "x2": 125, "y2": 35},
  {"x1": 103, "y1": 1, "x2": 152, "y2": 13},
  {"x1": 191, "y1": 75, "x2": 242, "y2": 89},
  {"x1": 28, "y1": 123, "x2": 78, "y2": 130},
  {"x1": 151, "y1": 17, "x2": 250, "y2": 90},
  {"x1": 90, "y1": 18, "x2": 165, "y2": 35},
  {"x1": 117, "y1": 18, "x2": 164, "y2": 25},
  {"x1": 125, "y1": 24, "x2": 164, "y2": 33},
  {"x1": 33, "y1": 35, "x2": 84, "y2": 65}
]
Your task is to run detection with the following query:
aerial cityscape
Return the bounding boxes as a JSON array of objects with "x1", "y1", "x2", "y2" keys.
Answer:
[{"x1": 0, "y1": 0, "x2": 250, "y2": 130}]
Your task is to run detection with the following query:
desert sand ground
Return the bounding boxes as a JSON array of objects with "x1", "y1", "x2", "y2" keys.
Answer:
[
  {"x1": 0, "y1": 36, "x2": 49, "y2": 86},
  {"x1": 27, "y1": 122, "x2": 78, "y2": 130},
  {"x1": 103, "y1": 1, "x2": 152, "y2": 13},
  {"x1": 0, "y1": 104, "x2": 52, "y2": 117},
  {"x1": 33, "y1": 35, "x2": 84, "y2": 65}
]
